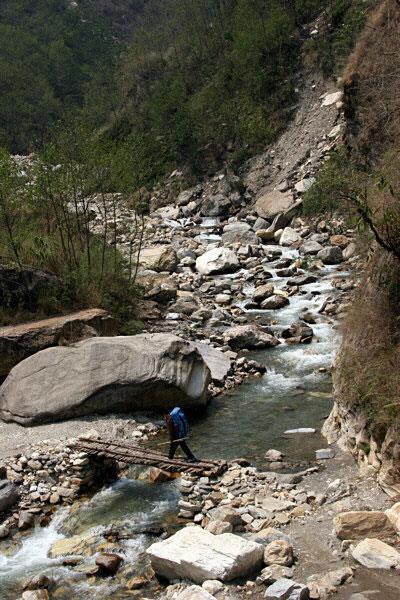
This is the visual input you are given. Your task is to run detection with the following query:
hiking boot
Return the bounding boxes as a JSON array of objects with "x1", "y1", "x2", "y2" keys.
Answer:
[{"x1": 187, "y1": 457, "x2": 199, "y2": 463}]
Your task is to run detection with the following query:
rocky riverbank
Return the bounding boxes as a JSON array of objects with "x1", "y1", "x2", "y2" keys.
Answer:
[
  {"x1": 3, "y1": 442, "x2": 400, "y2": 600},
  {"x1": 0, "y1": 423, "x2": 161, "y2": 542}
]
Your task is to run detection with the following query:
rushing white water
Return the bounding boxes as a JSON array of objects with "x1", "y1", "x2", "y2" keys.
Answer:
[
  {"x1": 0, "y1": 477, "x2": 179, "y2": 599},
  {"x1": 0, "y1": 509, "x2": 66, "y2": 573}
]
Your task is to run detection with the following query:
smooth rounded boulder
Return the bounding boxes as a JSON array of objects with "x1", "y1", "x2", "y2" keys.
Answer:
[
  {"x1": 223, "y1": 324, "x2": 279, "y2": 350},
  {"x1": 317, "y1": 246, "x2": 343, "y2": 265},
  {"x1": 0, "y1": 334, "x2": 210, "y2": 425}
]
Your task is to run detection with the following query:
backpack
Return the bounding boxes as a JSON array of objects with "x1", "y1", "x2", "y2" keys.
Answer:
[{"x1": 170, "y1": 407, "x2": 189, "y2": 439}]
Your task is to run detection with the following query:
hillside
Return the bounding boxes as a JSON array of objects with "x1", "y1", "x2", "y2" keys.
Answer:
[{"x1": 0, "y1": 0, "x2": 141, "y2": 152}]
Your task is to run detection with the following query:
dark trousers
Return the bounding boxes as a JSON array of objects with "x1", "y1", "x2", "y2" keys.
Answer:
[{"x1": 169, "y1": 440, "x2": 195, "y2": 460}]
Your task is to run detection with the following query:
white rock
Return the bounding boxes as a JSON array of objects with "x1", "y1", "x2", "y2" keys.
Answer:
[
  {"x1": 300, "y1": 240, "x2": 323, "y2": 255},
  {"x1": 215, "y1": 294, "x2": 231, "y2": 305},
  {"x1": 321, "y1": 91, "x2": 342, "y2": 107},
  {"x1": 194, "y1": 343, "x2": 231, "y2": 385},
  {"x1": 279, "y1": 228, "x2": 301, "y2": 247},
  {"x1": 343, "y1": 242, "x2": 357, "y2": 260},
  {"x1": 294, "y1": 178, "x2": 315, "y2": 193},
  {"x1": 328, "y1": 124, "x2": 341, "y2": 138},
  {"x1": 195, "y1": 248, "x2": 239, "y2": 276},
  {"x1": 0, "y1": 334, "x2": 210, "y2": 425},
  {"x1": 153, "y1": 205, "x2": 180, "y2": 220},
  {"x1": 257, "y1": 496, "x2": 296, "y2": 513},
  {"x1": 202, "y1": 580, "x2": 224, "y2": 595},
  {"x1": 284, "y1": 428, "x2": 316, "y2": 434},
  {"x1": 265, "y1": 449, "x2": 284, "y2": 462},
  {"x1": 79, "y1": 428, "x2": 100, "y2": 440},
  {"x1": 139, "y1": 245, "x2": 178, "y2": 272},
  {"x1": 174, "y1": 585, "x2": 216, "y2": 600},
  {"x1": 352, "y1": 538, "x2": 400, "y2": 569},
  {"x1": 146, "y1": 526, "x2": 264, "y2": 583}
]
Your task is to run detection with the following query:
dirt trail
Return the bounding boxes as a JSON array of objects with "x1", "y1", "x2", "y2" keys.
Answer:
[{"x1": 286, "y1": 447, "x2": 399, "y2": 599}]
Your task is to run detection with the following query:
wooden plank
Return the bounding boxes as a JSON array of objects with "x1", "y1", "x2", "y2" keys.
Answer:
[{"x1": 72, "y1": 436, "x2": 227, "y2": 476}]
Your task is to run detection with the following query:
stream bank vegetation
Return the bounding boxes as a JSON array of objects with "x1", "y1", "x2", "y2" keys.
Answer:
[
  {"x1": 0, "y1": 124, "x2": 145, "y2": 330},
  {"x1": 303, "y1": 0, "x2": 400, "y2": 435}
]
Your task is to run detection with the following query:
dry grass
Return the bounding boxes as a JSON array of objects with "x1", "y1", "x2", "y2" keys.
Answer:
[
  {"x1": 342, "y1": 0, "x2": 400, "y2": 161},
  {"x1": 337, "y1": 250, "x2": 400, "y2": 439},
  {"x1": 335, "y1": 0, "x2": 400, "y2": 439}
]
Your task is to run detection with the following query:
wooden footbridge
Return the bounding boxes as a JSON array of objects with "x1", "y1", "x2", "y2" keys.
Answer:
[{"x1": 73, "y1": 437, "x2": 227, "y2": 477}]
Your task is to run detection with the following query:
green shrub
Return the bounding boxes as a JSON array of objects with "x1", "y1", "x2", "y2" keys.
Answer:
[
  {"x1": 0, "y1": 126, "x2": 144, "y2": 326},
  {"x1": 305, "y1": 0, "x2": 371, "y2": 76}
]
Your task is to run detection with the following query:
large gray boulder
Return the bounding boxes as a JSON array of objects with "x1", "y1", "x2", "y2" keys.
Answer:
[
  {"x1": 255, "y1": 191, "x2": 294, "y2": 220},
  {"x1": 223, "y1": 325, "x2": 279, "y2": 350},
  {"x1": 317, "y1": 246, "x2": 343, "y2": 265},
  {"x1": 200, "y1": 194, "x2": 231, "y2": 217},
  {"x1": 265, "y1": 578, "x2": 309, "y2": 599},
  {"x1": 139, "y1": 246, "x2": 178, "y2": 272},
  {"x1": 279, "y1": 227, "x2": 301, "y2": 247},
  {"x1": 0, "y1": 334, "x2": 210, "y2": 425},
  {"x1": 194, "y1": 343, "x2": 231, "y2": 385},
  {"x1": 146, "y1": 526, "x2": 264, "y2": 583},
  {"x1": 221, "y1": 223, "x2": 259, "y2": 246},
  {"x1": 0, "y1": 480, "x2": 19, "y2": 512},
  {"x1": 196, "y1": 248, "x2": 239, "y2": 276},
  {"x1": 253, "y1": 284, "x2": 274, "y2": 304},
  {"x1": 300, "y1": 240, "x2": 323, "y2": 255}
]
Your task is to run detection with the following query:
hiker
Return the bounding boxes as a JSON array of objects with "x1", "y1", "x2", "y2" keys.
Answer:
[{"x1": 165, "y1": 407, "x2": 198, "y2": 463}]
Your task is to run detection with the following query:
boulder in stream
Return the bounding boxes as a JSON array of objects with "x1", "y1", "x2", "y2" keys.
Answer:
[
  {"x1": 0, "y1": 334, "x2": 210, "y2": 425},
  {"x1": 194, "y1": 342, "x2": 232, "y2": 385},
  {"x1": 22, "y1": 591, "x2": 49, "y2": 600},
  {"x1": 281, "y1": 322, "x2": 313, "y2": 344},
  {"x1": 146, "y1": 526, "x2": 264, "y2": 583},
  {"x1": 279, "y1": 227, "x2": 301, "y2": 247},
  {"x1": 317, "y1": 246, "x2": 343, "y2": 265},
  {"x1": 223, "y1": 325, "x2": 279, "y2": 350},
  {"x1": 221, "y1": 222, "x2": 259, "y2": 246},
  {"x1": 95, "y1": 553, "x2": 123, "y2": 575},
  {"x1": 196, "y1": 248, "x2": 239, "y2": 276},
  {"x1": 261, "y1": 295, "x2": 289, "y2": 310}
]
